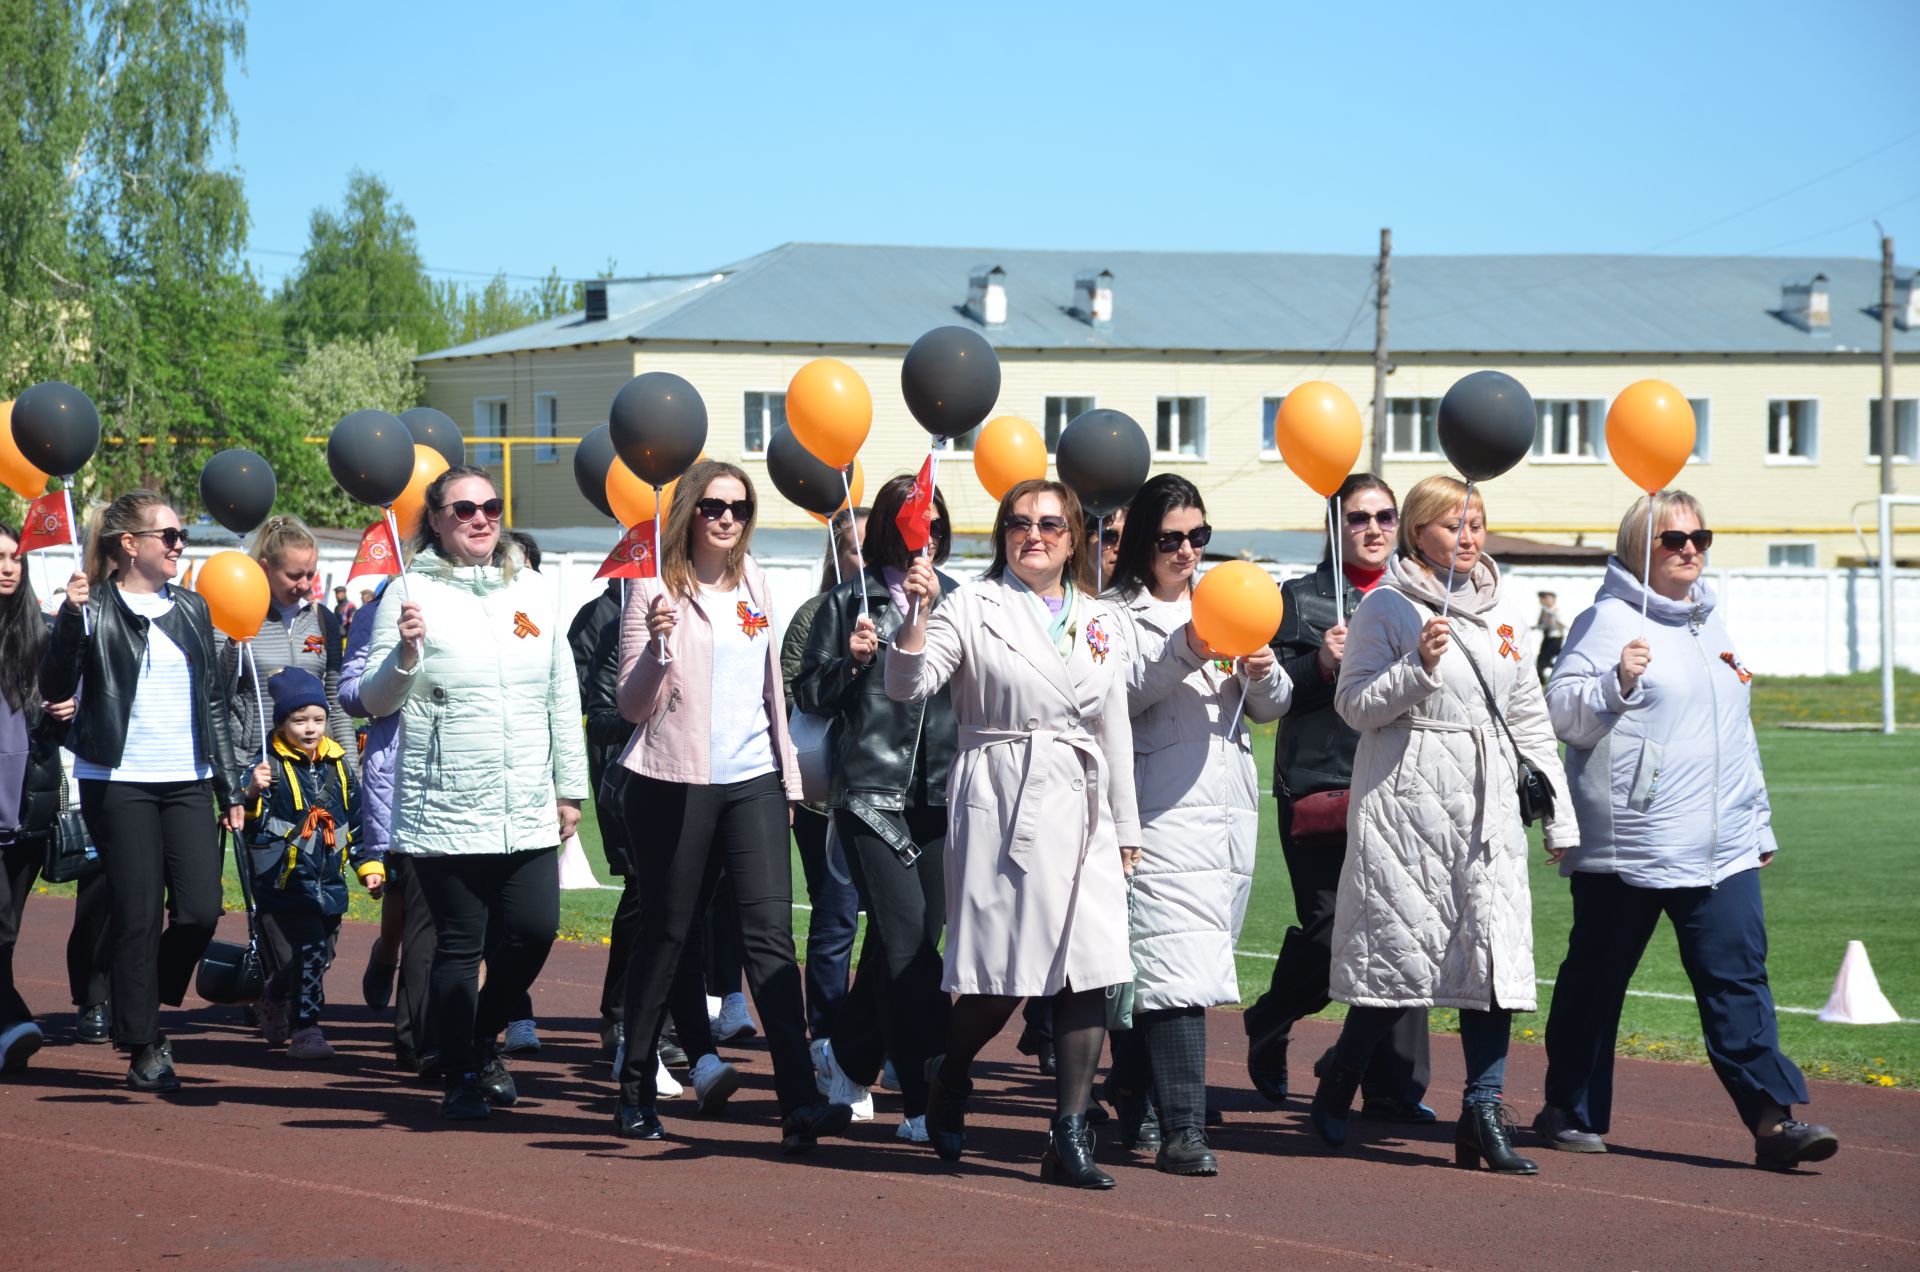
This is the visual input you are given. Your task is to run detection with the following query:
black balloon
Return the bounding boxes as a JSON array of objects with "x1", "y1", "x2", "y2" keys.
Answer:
[
  {"x1": 10, "y1": 381, "x2": 100, "y2": 477},
  {"x1": 901, "y1": 326, "x2": 1001, "y2": 439},
  {"x1": 572, "y1": 423, "x2": 618, "y2": 520},
  {"x1": 1056, "y1": 409, "x2": 1151, "y2": 517},
  {"x1": 401, "y1": 406, "x2": 465, "y2": 470},
  {"x1": 199, "y1": 449, "x2": 278, "y2": 535},
  {"x1": 1436, "y1": 371, "x2": 1536, "y2": 482},
  {"x1": 327, "y1": 410, "x2": 416, "y2": 506},
  {"x1": 608, "y1": 372, "x2": 707, "y2": 487},
  {"x1": 765, "y1": 426, "x2": 848, "y2": 517}
]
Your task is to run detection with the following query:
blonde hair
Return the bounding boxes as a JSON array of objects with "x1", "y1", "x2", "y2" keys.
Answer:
[
  {"x1": 249, "y1": 514, "x2": 317, "y2": 569},
  {"x1": 1616, "y1": 490, "x2": 1707, "y2": 583},
  {"x1": 660, "y1": 459, "x2": 755, "y2": 600},
  {"x1": 1397, "y1": 475, "x2": 1486, "y2": 570},
  {"x1": 83, "y1": 490, "x2": 171, "y2": 584}
]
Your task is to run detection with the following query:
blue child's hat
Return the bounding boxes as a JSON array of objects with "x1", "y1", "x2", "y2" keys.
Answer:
[{"x1": 267, "y1": 668, "x2": 327, "y2": 726}]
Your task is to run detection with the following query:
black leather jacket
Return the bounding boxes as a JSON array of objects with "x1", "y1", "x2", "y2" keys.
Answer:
[
  {"x1": 39, "y1": 581, "x2": 244, "y2": 808},
  {"x1": 1270, "y1": 560, "x2": 1372, "y2": 802},
  {"x1": 582, "y1": 610, "x2": 636, "y2": 876},
  {"x1": 791, "y1": 566, "x2": 959, "y2": 812}
]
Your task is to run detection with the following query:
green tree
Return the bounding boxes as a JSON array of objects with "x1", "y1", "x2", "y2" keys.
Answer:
[
  {"x1": 279, "y1": 170, "x2": 447, "y2": 352},
  {"x1": 431, "y1": 266, "x2": 587, "y2": 348},
  {"x1": 280, "y1": 330, "x2": 421, "y2": 525}
]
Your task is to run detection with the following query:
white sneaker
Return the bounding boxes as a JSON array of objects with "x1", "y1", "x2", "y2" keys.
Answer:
[
  {"x1": 711, "y1": 994, "x2": 756, "y2": 1042},
  {"x1": 689, "y1": 1052, "x2": 742, "y2": 1114},
  {"x1": 503, "y1": 1019, "x2": 540, "y2": 1055},
  {"x1": 287, "y1": 1026, "x2": 335, "y2": 1060},
  {"x1": 816, "y1": 1038, "x2": 874, "y2": 1123},
  {"x1": 654, "y1": 1051, "x2": 684, "y2": 1099},
  {"x1": 880, "y1": 1060, "x2": 901, "y2": 1092},
  {"x1": 810, "y1": 1038, "x2": 832, "y2": 1096},
  {"x1": 896, "y1": 1114, "x2": 929, "y2": 1143}
]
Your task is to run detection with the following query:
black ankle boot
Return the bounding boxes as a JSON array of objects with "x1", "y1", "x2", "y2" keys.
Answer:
[
  {"x1": 1309, "y1": 1058, "x2": 1364, "y2": 1148},
  {"x1": 1155, "y1": 1126, "x2": 1219, "y2": 1176},
  {"x1": 476, "y1": 1047, "x2": 517, "y2": 1107},
  {"x1": 1454, "y1": 1101, "x2": 1538, "y2": 1174},
  {"x1": 923, "y1": 1054, "x2": 971, "y2": 1162},
  {"x1": 1104, "y1": 1080, "x2": 1161, "y2": 1152},
  {"x1": 1040, "y1": 1113, "x2": 1115, "y2": 1189}
]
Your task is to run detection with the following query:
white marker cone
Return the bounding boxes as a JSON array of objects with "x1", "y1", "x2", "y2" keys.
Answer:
[
  {"x1": 1816, "y1": 940, "x2": 1901, "y2": 1024},
  {"x1": 557, "y1": 832, "x2": 603, "y2": 891}
]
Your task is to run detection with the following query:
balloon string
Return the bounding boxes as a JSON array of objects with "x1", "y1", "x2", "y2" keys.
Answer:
[
  {"x1": 382, "y1": 507, "x2": 412, "y2": 603},
  {"x1": 1225, "y1": 678, "x2": 1249, "y2": 741},
  {"x1": 1440, "y1": 482, "x2": 1473, "y2": 622},
  {"x1": 1327, "y1": 498, "x2": 1343, "y2": 624},
  {"x1": 244, "y1": 641, "x2": 269, "y2": 767},
  {"x1": 63, "y1": 486, "x2": 90, "y2": 636},
  {"x1": 651, "y1": 490, "x2": 666, "y2": 655},
  {"x1": 1096, "y1": 515, "x2": 1104, "y2": 595},
  {"x1": 1640, "y1": 495, "x2": 1654, "y2": 637},
  {"x1": 841, "y1": 466, "x2": 867, "y2": 621}
]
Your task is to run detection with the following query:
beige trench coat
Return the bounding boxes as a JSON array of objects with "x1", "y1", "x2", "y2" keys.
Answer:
[{"x1": 885, "y1": 575, "x2": 1141, "y2": 997}]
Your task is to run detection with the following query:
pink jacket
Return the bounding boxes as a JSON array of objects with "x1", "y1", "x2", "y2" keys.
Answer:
[{"x1": 615, "y1": 557, "x2": 803, "y2": 800}]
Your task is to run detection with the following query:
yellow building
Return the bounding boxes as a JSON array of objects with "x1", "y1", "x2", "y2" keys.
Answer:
[{"x1": 415, "y1": 244, "x2": 1920, "y2": 568}]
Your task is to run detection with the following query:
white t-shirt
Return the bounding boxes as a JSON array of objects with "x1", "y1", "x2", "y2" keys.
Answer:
[
  {"x1": 704, "y1": 582, "x2": 776, "y2": 785},
  {"x1": 74, "y1": 588, "x2": 210, "y2": 784}
]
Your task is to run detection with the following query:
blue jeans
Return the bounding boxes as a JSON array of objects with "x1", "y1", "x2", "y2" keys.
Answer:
[
  {"x1": 792, "y1": 806, "x2": 859, "y2": 1040},
  {"x1": 1337, "y1": 1004, "x2": 1511, "y2": 1106}
]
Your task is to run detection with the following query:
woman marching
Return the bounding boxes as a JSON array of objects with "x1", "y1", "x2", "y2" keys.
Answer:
[
  {"x1": 1105, "y1": 475, "x2": 1292, "y2": 1176},
  {"x1": 610, "y1": 459, "x2": 853, "y2": 1152},
  {"x1": 40, "y1": 492, "x2": 249, "y2": 1091},
  {"x1": 1537, "y1": 492, "x2": 1837, "y2": 1171},
  {"x1": 1310, "y1": 476, "x2": 1576, "y2": 1173},
  {"x1": 359, "y1": 467, "x2": 589, "y2": 1118},
  {"x1": 887, "y1": 476, "x2": 1141, "y2": 1190}
]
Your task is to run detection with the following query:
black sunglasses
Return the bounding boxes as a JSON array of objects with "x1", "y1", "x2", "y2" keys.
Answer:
[
  {"x1": 696, "y1": 498, "x2": 755, "y2": 523},
  {"x1": 1003, "y1": 515, "x2": 1071, "y2": 541},
  {"x1": 1154, "y1": 525, "x2": 1213, "y2": 554},
  {"x1": 438, "y1": 497, "x2": 504, "y2": 523},
  {"x1": 129, "y1": 527, "x2": 190, "y2": 550},
  {"x1": 1345, "y1": 509, "x2": 1397, "y2": 530},
  {"x1": 1097, "y1": 527, "x2": 1122, "y2": 546},
  {"x1": 1658, "y1": 529, "x2": 1713, "y2": 552}
]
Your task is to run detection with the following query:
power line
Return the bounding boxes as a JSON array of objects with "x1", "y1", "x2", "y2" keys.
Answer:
[{"x1": 246, "y1": 246, "x2": 585, "y2": 286}]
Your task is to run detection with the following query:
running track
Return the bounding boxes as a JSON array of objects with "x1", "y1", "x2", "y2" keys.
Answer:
[{"x1": 3, "y1": 897, "x2": 1915, "y2": 1270}]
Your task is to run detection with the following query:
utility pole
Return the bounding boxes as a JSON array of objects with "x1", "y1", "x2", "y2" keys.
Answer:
[
  {"x1": 1879, "y1": 229, "x2": 1896, "y2": 497},
  {"x1": 1370, "y1": 227, "x2": 1392, "y2": 476}
]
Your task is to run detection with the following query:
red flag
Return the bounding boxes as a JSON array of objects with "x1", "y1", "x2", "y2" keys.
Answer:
[
  {"x1": 595, "y1": 521, "x2": 658, "y2": 579},
  {"x1": 346, "y1": 519, "x2": 402, "y2": 582},
  {"x1": 895, "y1": 454, "x2": 936, "y2": 552},
  {"x1": 18, "y1": 491, "x2": 72, "y2": 553}
]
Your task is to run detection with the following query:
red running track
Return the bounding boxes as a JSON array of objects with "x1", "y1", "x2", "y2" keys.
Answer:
[{"x1": 2, "y1": 897, "x2": 1915, "y2": 1270}]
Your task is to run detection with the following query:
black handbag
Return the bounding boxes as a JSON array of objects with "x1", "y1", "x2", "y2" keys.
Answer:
[
  {"x1": 195, "y1": 828, "x2": 269, "y2": 1005},
  {"x1": 40, "y1": 771, "x2": 101, "y2": 885},
  {"x1": 1458, "y1": 643, "x2": 1557, "y2": 829}
]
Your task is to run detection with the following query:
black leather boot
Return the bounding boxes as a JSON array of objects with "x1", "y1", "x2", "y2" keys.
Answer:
[
  {"x1": 1454, "y1": 1101, "x2": 1538, "y2": 1174},
  {"x1": 476, "y1": 1046, "x2": 518, "y2": 1107},
  {"x1": 1104, "y1": 1080, "x2": 1161, "y2": 1152},
  {"x1": 1246, "y1": 1029, "x2": 1290, "y2": 1104},
  {"x1": 1155, "y1": 1126, "x2": 1219, "y2": 1176},
  {"x1": 1309, "y1": 1058, "x2": 1364, "y2": 1148},
  {"x1": 924, "y1": 1055, "x2": 971, "y2": 1161},
  {"x1": 126, "y1": 1037, "x2": 179, "y2": 1093},
  {"x1": 1039, "y1": 1113, "x2": 1115, "y2": 1189},
  {"x1": 613, "y1": 1099, "x2": 664, "y2": 1140}
]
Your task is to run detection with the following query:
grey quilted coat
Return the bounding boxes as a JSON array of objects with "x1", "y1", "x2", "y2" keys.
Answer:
[{"x1": 1330, "y1": 554, "x2": 1577, "y2": 1013}]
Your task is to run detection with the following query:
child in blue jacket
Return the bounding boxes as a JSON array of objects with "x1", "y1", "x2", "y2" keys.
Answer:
[{"x1": 246, "y1": 669, "x2": 382, "y2": 1059}]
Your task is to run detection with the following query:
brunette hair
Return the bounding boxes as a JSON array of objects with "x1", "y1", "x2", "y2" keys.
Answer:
[
  {"x1": 409, "y1": 465, "x2": 515, "y2": 579},
  {"x1": 984, "y1": 478, "x2": 1095, "y2": 596},
  {"x1": 1616, "y1": 490, "x2": 1707, "y2": 582},
  {"x1": 660, "y1": 459, "x2": 756, "y2": 600},
  {"x1": 249, "y1": 514, "x2": 318, "y2": 570},
  {"x1": 507, "y1": 530, "x2": 543, "y2": 571},
  {"x1": 865, "y1": 474, "x2": 952, "y2": 573},
  {"x1": 1323, "y1": 472, "x2": 1398, "y2": 563},
  {"x1": 83, "y1": 489, "x2": 171, "y2": 584},
  {"x1": 1109, "y1": 474, "x2": 1205, "y2": 600},
  {"x1": 0, "y1": 523, "x2": 46, "y2": 712},
  {"x1": 816, "y1": 506, "x2": 872, "y2": 594}
]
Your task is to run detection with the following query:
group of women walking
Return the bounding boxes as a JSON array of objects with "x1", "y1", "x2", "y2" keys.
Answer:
[{"x1": 0, "y1": 454, "x2": 1837, "y2": 1180}]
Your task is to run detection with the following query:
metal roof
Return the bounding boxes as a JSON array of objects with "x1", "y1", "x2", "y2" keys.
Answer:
[{"x1": 417, "y1": 242, "x2": 1919, "y2": 362}]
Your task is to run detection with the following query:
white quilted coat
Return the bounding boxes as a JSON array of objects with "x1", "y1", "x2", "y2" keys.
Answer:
[
  {"x1": 1116, "y1": 591, "x2": 1291, "y2": 1011},
  {"x1": 1330, "y1": 554, "x2": 1577, "y2": 1012}
]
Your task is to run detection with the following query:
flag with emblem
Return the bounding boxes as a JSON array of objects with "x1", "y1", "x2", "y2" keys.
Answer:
[
  {"x1": 346, "y1": 518, "x2": 401, "y2": 583},
  {"x1": 595, "y1": 520, "x2": 658, "y2": 579},
  {"x1": 895, "y1": 453, "x2": 936, "y2": 552},
  {"x1": 18, "y1": 491, "x2": 72, "y2": 554}
]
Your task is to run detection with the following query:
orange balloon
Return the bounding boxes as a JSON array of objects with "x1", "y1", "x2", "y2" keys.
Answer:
[
  {"x1": 1606, "y1": 380, "x2": 1696, "y2": 494},
  {"x1": 391, "y1": 445, "x2": 450, "y2": 537},
  {"x1": 972, "y1": 415, "x2": 1047, "y2": 500},
  {"x1": 807, "y1": 456, "x2": 866, "y2": 524},
  {"x1": 1191, "y1": 561, "x2": 1284, "y2": 658},
  {"x1": 196, "y1": 550, "x2": 271, "y2": 641},
  {"x1": 1272, "y1": 381, "x2": 1363, "y2": 497},
  {"x1": 608, "y1": 458, "x2": 679, "y2": 527},
  {"x1": 786, "y1": 358, "x2": 872, "y2": 469},
  {"x1": 0, "y1": 400, "x2": 52, "y2": 499}
]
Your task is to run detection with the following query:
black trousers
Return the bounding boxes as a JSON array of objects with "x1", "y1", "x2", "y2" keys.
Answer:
[
  {"x1": 1243, "y1": 800, "x2": 1430, "y2": 1102},
  {"x1": 384, "y1": 855, "x2": 437, "y2": 1063},
  {"x1": 617, "y1": 771, "x2": 814, "y2": 1113},
  {"x1": 68, "y1": 870, "x2": 112, "y2": 1008},
  {"x1": 80, "y1": 779, "x2": 223, "y2": 1051},
  {"x1": 412, "y1": 848, "x2": 559, "y2": 1081},
  {"x1": 600, "y1": 872, "x2": 643, "y2": 1024},
  {"x1": 0, "y1": 835, "x2": 41, "y2": 1023},
  {"x1": 829, "y1": 804, "x2": 949, "y2": 1117}
]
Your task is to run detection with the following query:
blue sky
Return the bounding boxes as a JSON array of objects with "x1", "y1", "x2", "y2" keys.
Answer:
[{"x1": 231, "y1": 1, "x2": 1920, "y2": 290}]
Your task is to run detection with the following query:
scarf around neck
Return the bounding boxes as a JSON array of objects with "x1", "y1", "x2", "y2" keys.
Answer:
[{"x1": 1005, "y1": 572, "x2": 1078, "y2": 659}]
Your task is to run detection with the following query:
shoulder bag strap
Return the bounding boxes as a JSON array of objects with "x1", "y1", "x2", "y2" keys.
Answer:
[{"x1": 1455, "y1": 640, "x2": 1528, "y2": 775}]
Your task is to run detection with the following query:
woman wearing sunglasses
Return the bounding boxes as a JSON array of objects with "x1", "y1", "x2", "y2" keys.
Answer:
[
  {"x1": 1537, "y1": 492, "x2": 1837, "y2": 1171},
  {"x1": 359, "y1": 467, "x2": 588, "y2": 1119},
  {"x1": 1244, "y1": 474, "x2": 1434, "y2": 1119},
  {"x1": 40, "y1": 492, "x2": 248, "y2": 1092},
  {"x1": 888, "y1": 477, "x2": 1141, "y2": 1189},
  {"x1": 610, "y1": 459, "x2": 853, "y2": 1153},
  {"x1": 1101, "y1": 475, "x2": 1291, "y2": 1176}
]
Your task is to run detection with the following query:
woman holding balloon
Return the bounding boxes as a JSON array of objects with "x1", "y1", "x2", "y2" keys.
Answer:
[
  {"x1": 1311, "y1": 475, "x2": 1576, "y2": 1174},
  {"x1": 39, "y1": 491, "x2": 252, "y2": 1092},
  {"x1": 1104, "y1": 474, "x2": 1291, "y2": 1176}
]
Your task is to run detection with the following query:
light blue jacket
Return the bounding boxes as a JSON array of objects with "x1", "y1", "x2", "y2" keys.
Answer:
[{"x1": 1547, "y1": 558, "x2": 1777, "y2": 888}]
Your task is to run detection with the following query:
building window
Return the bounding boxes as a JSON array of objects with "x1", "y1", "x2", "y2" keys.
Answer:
[
  {"x1": 1155, "y1": 396, "x2": 1206, "y2": 458},
  {"x1": 1688, "y1": 398, "x2": 1711, "y2": 463},
  {"x1": 1260, "y1": 397, "x2": 1283, "y2": 457},
  {"x1": 1532, "y1": 399, "x2": 1606, "y2": 461},
  {"x1": 472, "y1": 398, "x2": 506, "y2": 466},
  {"x1": 1386, "y1": 397, "x2": 1442, "y2": 457},
  {"x1": 1044, "y1": 395, "x2": 1096, "y2": 453},
  {"x1": 1768, "y1": 542, "x2": 1817, "y2": 569},
  {"x1": 1867, "y1": 399, "x2": 1919, "y2": 463},
  {"x1": 533, "y1": 393, "x2": 559, "y2": 464},
  {"x1": 1767, "y1": 399, "x2": 1819, "y2": 462},
  {"x1": 949, "y1": 423, "x2": 979, "y2": 452},
  {"x1": 743, "y1": 390, "x2": 786, "y2": 457}
]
